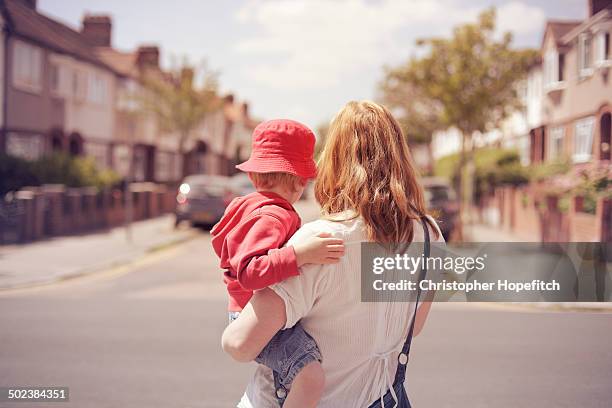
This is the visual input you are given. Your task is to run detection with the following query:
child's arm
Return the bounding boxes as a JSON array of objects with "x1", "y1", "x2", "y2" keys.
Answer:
[{"x1": 226, "y1": 215, "x2": 344, "y2": 291}]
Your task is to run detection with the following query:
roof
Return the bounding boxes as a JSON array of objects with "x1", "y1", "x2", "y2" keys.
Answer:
[
  {"x1": 95, "y1": 47, "x2": 138, "y2": 77},
  {"x1": 562, "y1": 7, "x2": 612, "y2": 43},
  {"x1": 0, "y1": 0, "x2": 118, "y2": 74},
  {"x1": 543, "y1": 20, "x2": 582, "y2": 47}
]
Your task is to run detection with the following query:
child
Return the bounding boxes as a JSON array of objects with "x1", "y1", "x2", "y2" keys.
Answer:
[{"x1": 211, "y1": 119, "x2": 344, "y2": 407}]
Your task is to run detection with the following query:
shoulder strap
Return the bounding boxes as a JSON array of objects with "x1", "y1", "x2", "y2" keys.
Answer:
[{"x1": 393, "y1": 216, "x2": 430, "y2": 385}]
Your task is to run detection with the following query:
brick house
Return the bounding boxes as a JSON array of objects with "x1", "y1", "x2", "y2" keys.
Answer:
[
  {"x1": 84, "y1": 15, "x2": 182, "y2": 183},
  {"x1": 85, "y1": 15, "x2": 257, "y2": 182},
  {"x1": 0, "y1": 2, "x2": 258, "y2": 185},
  {"x1": 534, "y1": 12, "x2": 611, "y2": 165},
  {"x1": 495, "y1": 0, "x2": 612, "y2": 242},
  {"x1": 0, "y1": 0, "x2": 119, "y2": 167}
]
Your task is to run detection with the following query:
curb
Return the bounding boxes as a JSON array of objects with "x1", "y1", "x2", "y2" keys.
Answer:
[
  {"x1": 0, "y1": 229, "x2": 200, "y2": 292},
  {"x1": 478, "y1": 302, "x2": 612, "y2": 313}
]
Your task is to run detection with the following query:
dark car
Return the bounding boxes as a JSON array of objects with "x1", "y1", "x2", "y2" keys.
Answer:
[
  {"x1": 175, "y1": 175, "x2": 235, "y2": 228},
  {"x1": 422, "y1": 177, "x2": 459, "y2": 241}
]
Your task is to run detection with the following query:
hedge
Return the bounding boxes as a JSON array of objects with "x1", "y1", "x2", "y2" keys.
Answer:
[{"x1": 0, "y1": 153, "x2": 120, "y2": 196}]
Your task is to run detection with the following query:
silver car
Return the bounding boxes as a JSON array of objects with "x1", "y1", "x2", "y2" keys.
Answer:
[{"x1": 174, "y1": 175, "x2": 235, "y2": 228}]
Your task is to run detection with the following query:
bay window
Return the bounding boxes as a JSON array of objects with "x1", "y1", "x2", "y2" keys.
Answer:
[
  {"x1": 595, "y1": 30, "x2": 610, "y2": 66},
  {"x1": 12, "y1": 40, "x2": 42, "y2": 93},
  {"x1": 578, "y1": 33, "x2": 593, "y2": 77},
  {"x1": 573, "y1": 116, "x2": 595, "y2": 163},
  {"x1": 548, "y1": 126, "x2": 565, "y2": 160}
]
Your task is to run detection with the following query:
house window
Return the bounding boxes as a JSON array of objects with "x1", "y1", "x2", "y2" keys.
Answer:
[
  {"x1": 6, "y1": 133, "x2": 44, "y2": 160},
  {"x1": 85, "y1": 142, "x2": 109, "y2": 169},
  {"x1": 155, "y1": 151, "x2": 172, "y2": 181},
  {"x1": 87, "y1": 72, "x2": 107, "y2": 105},
  {"x1": 12, "y1": 40, "x2": 42, "y2": 93},
  {"x1": 578, "y1": 33, "x2": 593, "y2": 77},
  {"x1": 595, "y1": 31, "x2": 610, "y2": 64},
  {"x1": 50, "y1": 64, "x2": 59, "y2": 93},
  {"x1": 544, "y1": 49, "x2": 564, "y2": 87},
  {"x1": 73, "y1": 70, "x2": 88, "y2": 102},
  {"x1": 50, "y1": 61, "x2": 72, "y2": 97},
  {"x1": 117, "y1": 79, "x2": 139, "y2": 111},
  {"x1": 112, "y1": 144, "x2": 131, "y2": 177},
  {"x1": 573, "y1": 116, "x2": 595, "y2": 163},
  {"x1": 548, "y1": 126, "x2": 565, "y2": 160}
]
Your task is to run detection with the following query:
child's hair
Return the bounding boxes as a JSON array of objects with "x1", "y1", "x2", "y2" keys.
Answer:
[{"x1": 249, "y1": 172, "x2": 306, "y2": 193}]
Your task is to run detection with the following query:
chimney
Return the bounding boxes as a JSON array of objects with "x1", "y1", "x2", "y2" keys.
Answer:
[
  {"x1": 81, "y1": 15, "x2": 112, "y2": 47},
  {"x1": 17, "y1": 0, "x2": 37, "y2": 9},
  {"x1": 136, "y1": 46, "x2": 160, "y2": 69},
  {"x1": 241, "y1": 102, "x2": 249, "y2": 117},
  {"x1": 589, "y1": 0, "x2": 612, "y2": 16},
  {"x1": 223, "y1": 94, "x2": 235, "y2": 105}
]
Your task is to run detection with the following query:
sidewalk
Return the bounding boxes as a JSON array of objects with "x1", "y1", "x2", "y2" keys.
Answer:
[
  {"x1": 464, "y1": 222, "x2": 530, "y2": 242},
  {"x1": 0, "y1": 215, "x2": 199, "y2": 290},
  {"x1": 461, "y1": 221, "x2": 612, "y2": 312}
]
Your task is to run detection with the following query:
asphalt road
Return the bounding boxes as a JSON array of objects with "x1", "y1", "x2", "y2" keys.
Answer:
[{"x1": 1, "y1": 231, "x2": 611, "y2": 408}]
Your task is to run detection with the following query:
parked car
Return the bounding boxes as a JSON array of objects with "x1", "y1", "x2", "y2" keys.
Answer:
[
  {"x1": 175, "y1": 175, "x2": 235, "y2": 228},
  {"x1": 230, "y1": 173, "x2": 257, "y2": 197},
  {"x1": 422, "y1": 177, "x2": 459, "y2": 241}
]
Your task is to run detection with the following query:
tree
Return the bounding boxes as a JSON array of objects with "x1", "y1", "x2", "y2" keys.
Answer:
[
  {"x1": 314, "y1": 123, "x2": 330, "y2": 162},
  {"x1": 379, "y1": 68, "x2": 446, "y2": 174},
  {"x1": 382, "y1": 8, "x2": 538, "y2": 239},
  {"x1": 139, "y1": 62, "x2": 220, "y2": 177}
]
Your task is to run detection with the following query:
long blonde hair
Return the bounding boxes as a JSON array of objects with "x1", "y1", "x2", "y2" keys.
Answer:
[{"x1": 315, "y1": 101, "x2": 435, "y2": 244}]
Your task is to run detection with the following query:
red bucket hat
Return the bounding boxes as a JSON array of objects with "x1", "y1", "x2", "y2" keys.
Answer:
[{"x1": 236, "y1": 119, "x2": 317, "y2": 179}]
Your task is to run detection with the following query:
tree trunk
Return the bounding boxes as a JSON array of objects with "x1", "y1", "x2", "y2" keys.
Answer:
[
  {"x1": 456, "y1": 132, "x2": 474, "y2": 242},
  {"x1": 179, "y1": 133, "x2": 189, "y2": 179},
  {"x1": 426, "y1": 141, "x2": 434, "y2": 175}
]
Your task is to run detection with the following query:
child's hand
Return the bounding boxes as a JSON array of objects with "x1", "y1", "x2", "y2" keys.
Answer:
[{"x1": 294, "y1": 232, "x2": 345, "y2": 266}]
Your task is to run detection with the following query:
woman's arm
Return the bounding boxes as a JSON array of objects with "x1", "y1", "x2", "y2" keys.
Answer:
[
  {"x1": 414, "y1": 288, "x2": 434, "y2": 337},
  {"x1": 221, "y1": 288, "x2": 286, "y2": 362},
  {"x1": 413, "y1": 217, "x2": 443, "y2": 336}
]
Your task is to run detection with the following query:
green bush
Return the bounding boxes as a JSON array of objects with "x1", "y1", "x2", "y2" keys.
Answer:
[
  {"x1": 529, "y1": 159, "x2": 571, "y2": 182},
  {"x1": 0, "y1": 154, "x2": 39, "y2": 195},
  {"x1": 434, "y1": 148, "x2": 529, "y2": 201},
  {"x1": 0, "y1": 153, "x2": 121, "y2": 195}
]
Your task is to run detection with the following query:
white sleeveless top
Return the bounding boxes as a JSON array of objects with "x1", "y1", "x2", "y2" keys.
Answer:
[{"x1": 238, "y1": 213, "x2": 443, "y2": 408}]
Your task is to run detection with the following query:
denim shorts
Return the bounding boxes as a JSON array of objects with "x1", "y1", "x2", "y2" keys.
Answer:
[{"x1": 228, "y1": 312, "x2": 322, "y2": 388}]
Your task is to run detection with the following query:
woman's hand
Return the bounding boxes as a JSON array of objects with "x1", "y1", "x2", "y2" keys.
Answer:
[{"x1": 293, "y1": 232, "x2": 344, "y2": 266}]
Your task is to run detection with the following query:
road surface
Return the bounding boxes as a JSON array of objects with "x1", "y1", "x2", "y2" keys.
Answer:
[{"x1": 1, "y1": 231, "x2": 611, "y2": 408}]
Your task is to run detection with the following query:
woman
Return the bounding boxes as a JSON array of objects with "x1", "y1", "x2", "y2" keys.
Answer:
[{"x1": 222, "y1": 101, "x2": 444, "y2": 407}]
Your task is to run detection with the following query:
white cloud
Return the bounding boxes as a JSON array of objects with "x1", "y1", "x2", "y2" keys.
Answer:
[
  {"x1": 232, "y1": 0, "x2": 547, "y2": 126},
  {"x1": 234, "y1": 0, "x2": 480, "y2": 89},
  {"x1": 496, "y1": 1, "x2": 547, "y2": 38}
]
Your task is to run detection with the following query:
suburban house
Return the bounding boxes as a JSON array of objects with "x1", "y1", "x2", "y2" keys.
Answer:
[
  {"x1": 429, "y1": 0, "x2": 611, "y2": 242},
  {"x1": 81, "y1": 14, "x2": 257, "y2": 182},
  {"x1": 496, "y1": 0, "x2": 612, "y2": 242},
  {"x1": 534, "y1": 3, "x2": 611, "y2": 165},
  {"x1": 0, "y1": 0, "x2": 118, "y2": 168},
  {"x1": 85, "y1": 15, "x2": 182, "y2": 183},
  {"x1": 0, "y1": 1, "x2": 258, "y2": 185}
]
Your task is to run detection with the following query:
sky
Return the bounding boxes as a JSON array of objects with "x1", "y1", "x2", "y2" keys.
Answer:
[{"x1": 39, "y1": 0, "x2": 585, "y2": 130}]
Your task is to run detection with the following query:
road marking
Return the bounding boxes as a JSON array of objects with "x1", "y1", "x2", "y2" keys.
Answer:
[{"x1": 0, "y1": 244, "x2": 188, "y2": 297}]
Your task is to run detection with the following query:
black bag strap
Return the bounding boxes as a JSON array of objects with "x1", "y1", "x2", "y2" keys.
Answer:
[{"x1": 393, "y1": 216, "x2": 430, "y2": 385}]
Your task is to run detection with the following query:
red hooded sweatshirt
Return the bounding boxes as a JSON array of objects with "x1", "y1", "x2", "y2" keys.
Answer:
[{"x1": 211, "y1": 191, "x2": 301, "y2": 311}]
